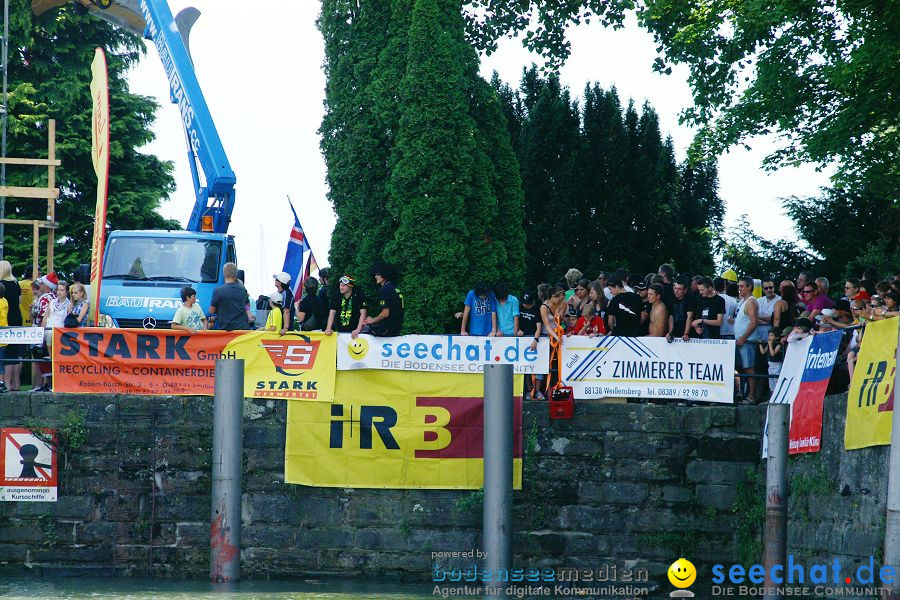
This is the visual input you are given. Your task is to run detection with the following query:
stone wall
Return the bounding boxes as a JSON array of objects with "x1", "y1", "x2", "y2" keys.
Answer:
[
  {"x1": 15, "y1": 391, "x2": 891, "y2": 594},
  {"x1": 787, "y1": 394, "x2": 887, "y2": 576}
]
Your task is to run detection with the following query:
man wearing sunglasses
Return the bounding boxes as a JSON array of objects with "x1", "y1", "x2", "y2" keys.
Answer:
[
  {"x1": 802, "y1": 282, "x2": 833, "y2": 321},
  {"x1": 756, "y1": 279, "x2": 781, "y2": 340}
]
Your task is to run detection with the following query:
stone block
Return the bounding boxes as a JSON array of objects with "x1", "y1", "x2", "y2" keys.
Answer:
[
  {"x1": 553, "y1": 505, "x2": 608, "y2": 531},
  {"x1": 0, "y1": 522, "x2": 41, "y2": 543},
  {"x1": 735, "y1": 405, "x2": 765, "y2": 433},
  {"x1": 175, "y1": 522, "x2": 208, "y2": 547},
  {"x1": 242, "y1": 524, "x2": 297, "y2": 548},
  {"x1": 694, "y1": 484, "x2": 737, "y2": 509},
  {"x1": 579, "y1": 482, "x2": 648, "y2": 505},
  {"x1": 76, "y1": 521, "x2": 115, "y2": 544},
  {"x1": 354, "y1": 528, "x2": 408, "y2": 552},
  {"x1": 696, "y1": 435, "x2": 761, "y2": 462},
  {"x1": 246, "y1": 492, "x2": 343, "y2": 527},
  {"x1": 615, "y1": 458, "x2": 681, "y2": 482},
  {"x1": 297, "y1": 527, "x2": 354, "y2": 550},
  {"x1": 660, "y1": 486, "x2": 693, "y2": 504},
  {"x1": 153, "y1": 493, "x2": 208, "y2": 522},
  {"x1": 686, "y1": 460, "x2": 755, "y2": 484},
  {"x1": 0, "y1": 543, "x2": 28, "y2": 562},
  {"x1": 243, "y1": 423, "x2": 283, "y2": 449}
]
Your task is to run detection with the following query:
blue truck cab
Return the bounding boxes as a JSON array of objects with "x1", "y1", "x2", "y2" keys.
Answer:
[{"x1": 97, "y1": 230, "x2": 236, "y2": 328}]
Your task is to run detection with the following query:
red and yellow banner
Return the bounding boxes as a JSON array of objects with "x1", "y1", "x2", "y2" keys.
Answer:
[
  {"x1": 844, "y1": 318, "x2": 899, "y2": 450},
  {"x1": 285, "y1": 370, "x2": 523, "y2": 489},
  {"x1": 89, "y1": 48, "x2": 110, "y2": 327},
  {"x1": 52, "y1": 328, "x2": 336, "y2": 401}
]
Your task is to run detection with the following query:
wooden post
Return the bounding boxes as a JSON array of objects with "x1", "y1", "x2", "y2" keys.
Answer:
[
  {"x1": 32, "y1": 221, "x2": 39, "y2": 280},
  {"x1": 46, "y1": 119, "x2": 56, "y2": 273}
]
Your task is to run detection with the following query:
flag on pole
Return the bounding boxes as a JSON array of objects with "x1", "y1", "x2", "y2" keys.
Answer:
[
  {"x1": 282, "y1": 198, "x2": 311, "y2": 298},
  {"x1": 300, "y1": 252, "x2": 319, "y2": 293}
]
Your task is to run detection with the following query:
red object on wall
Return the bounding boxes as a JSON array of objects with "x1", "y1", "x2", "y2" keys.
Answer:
[{"x1": 549, "y1": 386, "x2": 574, "y2": 419}]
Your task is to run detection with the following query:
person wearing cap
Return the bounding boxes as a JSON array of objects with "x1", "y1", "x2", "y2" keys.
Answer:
[
  {"x1": 273, "y1": 271, "x2": 295, "y2": 335},
  {"x1": 264, "y1": 291, "x2": 284, "y2": 333},
  {"x1": 363, "y1": 262, "x2": 404, "y2": 336},
  {"x1": 171, "y1": 286, "x2": 207, "y2": 334},
  {"x1": 517, "y1": 291, "x2": 540, "y2": 340},
  {"x1": 325, "y1": 275, "x2": 366, "y2": 338},
  {"x1": 821, "y1": 299, "x2": 854, "y2": 329},
  {"x1": 563, "y1": 305, "x2": 579, "y2": 335}
]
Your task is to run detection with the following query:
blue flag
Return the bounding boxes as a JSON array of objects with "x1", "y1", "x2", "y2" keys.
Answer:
[{"x1": 282, "y1": 199, "x2": 310, "y2": 298}]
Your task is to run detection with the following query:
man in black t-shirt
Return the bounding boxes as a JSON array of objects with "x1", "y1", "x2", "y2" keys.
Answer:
[
  {"x1": 363, "y1": 263, "x2": 404, "y2": 336},
  {"x1": 325, "y1": 275, "x2": 367, "y2": 336},
  {"x1": 606, "y1": 276, "x2": 643, "y2": 337},
  {"x1": 691, "y1": 276, "x2": 726, "y2": 339},
  {"x1": 668, "y1": 277, "x2": 699, "y2": 342},
  {"x1": 518, "y1": 292, "x2": 540, "y2": 339}
]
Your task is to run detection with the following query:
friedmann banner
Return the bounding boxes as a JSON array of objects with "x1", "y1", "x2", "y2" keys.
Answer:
[
  {"x1": 762, "y1": 330, "x2": 843, "y2": 458},
  {"x1": 285, "y1": 370, "x2": 523, "y2": 489},
  {"x1": 52, "y1": 328, "x2": 336, "y2": 401},
  {"x1": 336, "y1": 333, "x2": 550, "y2": 374},
  {"x1": 844, "y1": 318, "x2": 899, "y2": 450},
  {"x1": 561, "y1": 335, "x2": 735, "y2": 404}
]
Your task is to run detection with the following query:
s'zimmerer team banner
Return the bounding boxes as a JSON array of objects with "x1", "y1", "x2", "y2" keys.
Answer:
[
  {"x1": 762, "y1": 330, "x2": 842, "y2": 458},
  {"x1": 52, "y1": 329, "x2": 336, "y2": 401},
  {"x1": 285, "y1": 370, "x2": 523, "y2": 489},
  {"x1": 561, "y1": 335, "x2": 735, "y2": 404},
  {"x1": 845, "y1": 318, "x2": 899, "y2": 450},
  {"x1": 336, "y1": 334, "x2": 550, "y2": 374}
]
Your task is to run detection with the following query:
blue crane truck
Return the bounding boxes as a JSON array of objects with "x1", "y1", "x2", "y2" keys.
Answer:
[{"x1": 33, "y1": 0, "x2": 242, "y2": 328}]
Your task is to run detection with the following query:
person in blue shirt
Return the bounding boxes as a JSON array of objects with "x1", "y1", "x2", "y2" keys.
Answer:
[
  {"x1": 460, "y1": 282, "x2": 496, "y2": 336},
  {"x1": 492, "y1": 282, "x2": 520, "y2": 336}
]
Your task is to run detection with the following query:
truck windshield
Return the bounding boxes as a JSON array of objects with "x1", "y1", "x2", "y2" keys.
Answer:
[{"x1": 102, "y1": 237, "x2": 222, "y2": 283}]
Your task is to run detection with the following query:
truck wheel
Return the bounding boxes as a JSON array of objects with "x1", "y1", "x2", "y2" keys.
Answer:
[{"x1": 92, "y1": 0, "x2": 113, "y2": 9}]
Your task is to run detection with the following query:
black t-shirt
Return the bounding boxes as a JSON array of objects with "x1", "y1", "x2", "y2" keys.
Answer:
[
  {"x1": 330, "y1": 291, "x2": 364, "y2": 332},
  {"x1": 2, "y1": 280, "x2": 22, "y2": 326},
  {"x1": 670, "y1": 294, "x2": 699, "y2": 337},
  {"x1": 298, "y1": 293, "x2": 321, "y2": 329},
  {"x1": 371, "y1": 281, "x2": 404, "y2": 336},
  {"x1": 661, "y1": 282, "x2": 676, "y2": 312},
  {"x1": 210, "y1": 282, "x2": 249, "y2": 330},
  {"x1": 608, "y1": 292, "x2": 643, "y2": 337},
  {"x1": 281, "y1": 287, "x2": 295, "y2": 331},
  {"x1": 640, "y1": 301, "x2": 651, "y2": 336},
  {"x1": 519, "y1": 304, "x2": 540, "y2": 336},
  {"x1": 698, "y1": 294, "x2": 727, "y2": 339},
  {"x1": 317, "y1": 285, "x2": 330, "y2": 327}
]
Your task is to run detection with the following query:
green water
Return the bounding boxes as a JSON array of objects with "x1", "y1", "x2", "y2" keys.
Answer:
[{"x1": 0, "y1": 577, "x2": 436, "y2": 599}]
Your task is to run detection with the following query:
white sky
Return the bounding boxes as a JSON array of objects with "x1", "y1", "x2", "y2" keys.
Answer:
[{"x1": 125, "y1": 1, "x2": 833, "y2": 297}]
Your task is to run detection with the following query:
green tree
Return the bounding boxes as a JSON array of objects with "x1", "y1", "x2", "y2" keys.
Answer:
[
  {"x1": 4, "y1": 3, "x2": 177, "y2": 275},
  {"x1": 465, "y1": 0, "x2": 900, "y2": 197},
  {"x1": 319, "y1": 0, "x2": 396, "y2": 303},
  {"x1": 717, "y1": 216, "x2": 819, "y2": 283}
]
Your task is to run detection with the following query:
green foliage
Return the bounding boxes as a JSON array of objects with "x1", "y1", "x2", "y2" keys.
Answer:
[
  {"x1": 499, "y1": 69, "x2": 724, "y2": 284},
  {"x1": 453, "y1": 489, "x2": 484, "y2": 514},
  {"x1": 466, "y1": 0, "x2": 899, "y2": 199},
  {"x1": 320, "y1": 0, "x2": 527, "y2": 332},
  {"x1": 24, "y1": 408, "x2": 86, "y2": 453},
  {"x1": 732, "y1": 467, "x2": 764, "y2": 565},
  {"x1": 38, "y1": 514, "x2": 60, "y2": 548},
  {"x1": 790, "y1": 456, "x2": 833, "y2": 497},
  {"x1": 4, "y1": 3, "x2": 178, "y2": 275},
  {"x1": 716, "y1": 216, "x2": 820, "y2": 283},
  {"x1": 638, "y1": 530, "x2": 699, "y2": 558}
]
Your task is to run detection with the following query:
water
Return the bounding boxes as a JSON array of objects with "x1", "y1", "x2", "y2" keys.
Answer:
[{"x1": 0, "y1": 577, "x2": 436, "y2": 600}]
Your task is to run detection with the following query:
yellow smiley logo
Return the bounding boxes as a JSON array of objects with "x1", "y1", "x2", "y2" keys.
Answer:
[
  {"x1": 668, "y1": 558, "x2": 696, "y2": 588},
  {"x1": 347, "y1": 337, "x2": 369, "y2": 360}
]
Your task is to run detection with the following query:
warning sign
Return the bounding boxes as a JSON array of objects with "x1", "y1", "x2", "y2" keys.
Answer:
[{"x1": 0, "y1": 428, "x2": 58, "y2": 502}]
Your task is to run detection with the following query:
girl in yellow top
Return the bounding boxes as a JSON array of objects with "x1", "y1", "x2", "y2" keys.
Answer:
[
  {"x1": 0, "y1": 295, "x2": 8, "y2": 393},
  {"x1": 264, "y1": 291, "x2": 283, "y2": 332}
]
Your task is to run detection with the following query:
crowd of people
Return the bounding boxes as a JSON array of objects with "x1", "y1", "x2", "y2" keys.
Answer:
[
  {"x1": 4, "y1": 255, "x2": 898, "y2": 404},
  {"x1": 456, "y1": 265, "x2": 899, "y2": 403}
]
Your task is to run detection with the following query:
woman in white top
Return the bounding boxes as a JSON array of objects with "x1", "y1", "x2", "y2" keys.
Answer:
[{"x1": 42, "y1": 281, "x2": 70, "y2": 345}]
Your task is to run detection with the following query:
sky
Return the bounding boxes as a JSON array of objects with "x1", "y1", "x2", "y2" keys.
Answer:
[{"x1": 125, "y1": 1, "x2": 833, "y2": 297}]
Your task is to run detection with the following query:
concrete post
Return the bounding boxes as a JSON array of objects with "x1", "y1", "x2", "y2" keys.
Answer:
[
  {"x1": 763, "y1": 402, "x2": 789, "y2": 600},
  {"x1": 883, "y1": 326, "x2": 900, "y2": 600},
  {"x1": 483, "y1": 363, "x2": 513, "y2": 595},
  {"x1": 210, "y1": 358, "x2": 244, "y2": 583}
]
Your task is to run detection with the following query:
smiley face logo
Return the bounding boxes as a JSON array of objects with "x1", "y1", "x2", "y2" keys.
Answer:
[
  {"x1": 347, "y1": 337, "x2": 369, "y2": 360},
  {"x1": 668, "y1": 558, "x2": 696, "y2": 588}
]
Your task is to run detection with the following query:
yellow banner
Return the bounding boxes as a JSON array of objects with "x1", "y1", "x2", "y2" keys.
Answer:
[
  {"x1": 285, "y1": 370, "x2": 523, "y2": 489},
  {"x1": 844, "y1": 318, "x2": 899, "y2": 450},
  {"x1": 226, "y1": 331, "x2": 337, "y2": 401},
  {"x1": 89, "y1": 47, "x2": 110, "y2": 327}
]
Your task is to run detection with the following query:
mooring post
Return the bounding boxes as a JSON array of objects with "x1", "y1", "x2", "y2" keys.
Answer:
[
  {"x1": 483, "y1": 363, "x2": 513, "y2": 596},
  {"x1": 882, "y1": 326, "x2": 900, "y2": 600},
  {"x1": 763, "y1": 402, "x2": 789, "y2": 600},
  {"x1": 210, "y1": 358, "x2": 244, "y2": 583}
]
